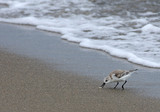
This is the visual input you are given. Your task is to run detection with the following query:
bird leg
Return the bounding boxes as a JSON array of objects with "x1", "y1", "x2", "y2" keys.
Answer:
[
  {"x1": 122, "y1": 80, "x2": 127, "y2": 90},
  {"x1": 114, "y1": 82, "x2": 119, "y2": 89}
]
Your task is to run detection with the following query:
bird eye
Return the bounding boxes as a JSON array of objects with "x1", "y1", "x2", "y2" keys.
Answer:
[{"x1": 105, "y1": 80, "x2": 108, "y2": 82}]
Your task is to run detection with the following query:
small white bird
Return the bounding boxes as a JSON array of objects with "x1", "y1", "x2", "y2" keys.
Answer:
[{"x1": 99, "y1": 69, "x2": 138, "y2": 90}]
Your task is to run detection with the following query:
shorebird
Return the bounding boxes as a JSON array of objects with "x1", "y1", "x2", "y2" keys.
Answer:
[{"x1": 99, "y1": 69, "x2": 138, "y2": 90}]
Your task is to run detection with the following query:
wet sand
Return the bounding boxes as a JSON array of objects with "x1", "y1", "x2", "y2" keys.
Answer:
[{"x1": 0, "y1": 49, "x2": 160, "y2": 112}]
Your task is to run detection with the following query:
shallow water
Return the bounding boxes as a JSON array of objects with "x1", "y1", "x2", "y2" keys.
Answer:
[{"x1": 0, "y1": 0, "x2": 160, "y2": 68}]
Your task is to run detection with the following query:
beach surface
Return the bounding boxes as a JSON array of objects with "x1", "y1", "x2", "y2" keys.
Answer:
[
  {"x1": 1, "y1": 48, "x2": 160, "y2": 112},
  {"x1": 0, "y1": 23, "x2": 160, "y2": 112}
]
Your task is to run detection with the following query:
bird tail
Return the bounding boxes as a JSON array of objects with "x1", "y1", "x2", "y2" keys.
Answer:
[{"x1": 129, "y1": 69, "x2": 138, "y2": 72}]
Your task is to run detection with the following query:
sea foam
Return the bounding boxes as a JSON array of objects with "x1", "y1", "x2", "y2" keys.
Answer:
[{"x1": 141, "y1": 24, "x2": 160, "y2": 33}]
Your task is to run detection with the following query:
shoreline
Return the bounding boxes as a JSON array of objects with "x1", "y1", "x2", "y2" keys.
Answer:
[
  {"x1": 1, "y1": 22, "x2": 160, "y2": 69},
  {"x1": 1, "y1": 45, "x2": 160, "y2": 112},
  {"x1": 0, "y1": 22, "x2": 160, "y2": 98}
]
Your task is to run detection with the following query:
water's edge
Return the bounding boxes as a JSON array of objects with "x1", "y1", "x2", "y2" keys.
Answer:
[{"x1": 0, "y1": 22, "x2": 160, "y2": 98}]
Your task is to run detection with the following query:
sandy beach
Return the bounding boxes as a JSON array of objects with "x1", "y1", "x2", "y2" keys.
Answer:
[
  {"x1": 0, "y1": 23, "x2": 160, "y2": 112},
  {"x1": 0, "y1": 49, "x2": 160, "y2": 112}
]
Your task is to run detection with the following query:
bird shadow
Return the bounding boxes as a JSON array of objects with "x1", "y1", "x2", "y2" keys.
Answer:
[{"x1": 99, "y1": 86, "x2": 133, "y2": 93}]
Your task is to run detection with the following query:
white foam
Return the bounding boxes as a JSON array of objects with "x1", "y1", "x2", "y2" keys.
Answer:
[
  {"x1": 131, "y1": 18, "x2": 148, "y2": 25},
  {"x1": 0, "y1": 17, "x2": 40, "y2": 25},
  {"x1": 139, "y1": 12, "x2": 158, "y2": 16},
  {"x1": 79, "y1": 39, "x2": 160, "y2": 68},
  {"x1": 141, "y1": 24, "x2": 160, "y2": 33}
]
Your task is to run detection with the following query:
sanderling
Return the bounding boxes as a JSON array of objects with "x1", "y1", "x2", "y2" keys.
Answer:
[{"x1": 99, "y1": 69, "x2": 138, "y2": 90}]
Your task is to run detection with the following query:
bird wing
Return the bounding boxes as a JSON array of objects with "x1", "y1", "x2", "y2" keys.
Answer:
[{"x1": 113, "y1": 70, "x2": 125, "y2": 78}]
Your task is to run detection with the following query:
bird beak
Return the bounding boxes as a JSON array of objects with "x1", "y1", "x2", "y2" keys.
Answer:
[{"x1": 99, "y1": 83, "x2": 105, "y2": 88}]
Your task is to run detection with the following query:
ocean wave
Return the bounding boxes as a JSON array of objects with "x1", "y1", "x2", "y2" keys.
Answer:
[{"x1": 0, "y1": 0, "x2": 160, "y2": 68}]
